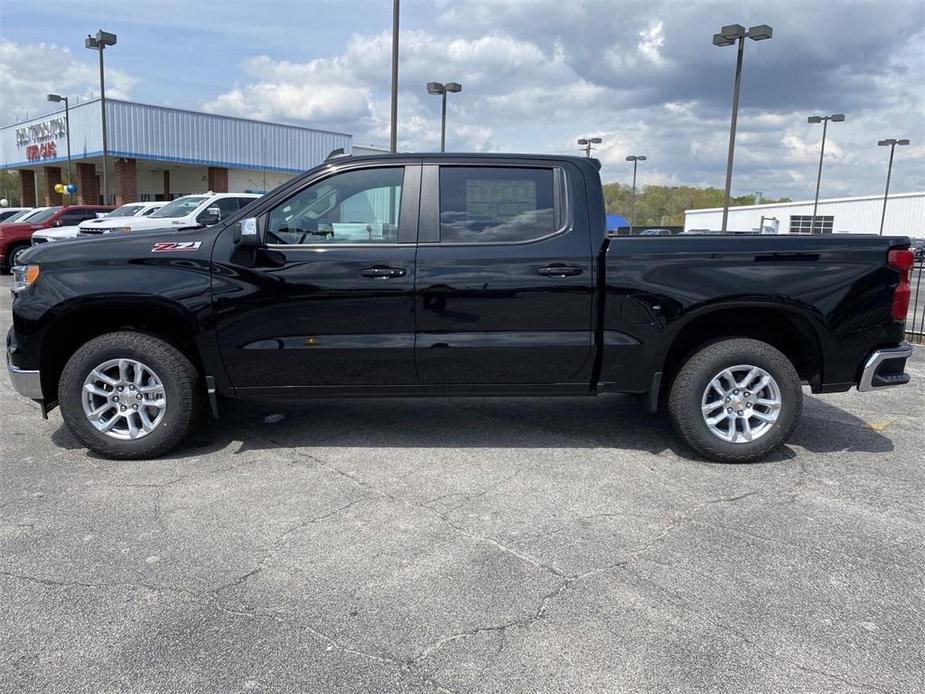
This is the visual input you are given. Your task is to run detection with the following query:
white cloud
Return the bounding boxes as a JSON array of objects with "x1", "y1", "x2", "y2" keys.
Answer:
[{"x1": 0, "y1": 40, "x2": 135, "y2": 125}]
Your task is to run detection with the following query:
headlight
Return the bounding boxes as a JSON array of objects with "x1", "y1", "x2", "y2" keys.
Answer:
[{"x1": 11, "y1": 264, "x2": 40, "y2": 293}]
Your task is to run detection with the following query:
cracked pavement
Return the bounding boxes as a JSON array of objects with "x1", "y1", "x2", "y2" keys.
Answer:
[{"x1": 1, "y1": 276, "x2": 923, "y2": 693}]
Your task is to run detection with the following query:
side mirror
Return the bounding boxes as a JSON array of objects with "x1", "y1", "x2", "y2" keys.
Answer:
[
  {"x1": 234, "y1": 217, "x2": 264, "y2": 248},
  {"x1": 199, "y1": 206, "x2": 222, "y2": 226},
  {"x1": 54, "y1": 220, "x2": 63, "y2": 227}
]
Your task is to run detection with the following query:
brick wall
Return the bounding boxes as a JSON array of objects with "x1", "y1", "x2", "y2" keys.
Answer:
[
  {"x1": 207, "y1": 166, "x2": 228, "y2": 193},
  {"x1": 18, "y1": 170, "x2": 37, "y2": 207},
  {"x1": 114, "y1": 158, "x2": 138, "y2": 206},
  {"x1": 76, "y1": 163, "x2": 100, "y2": 205},
  {"x1": 44, "y1": 166, "x2": 63, "y2": 206}
]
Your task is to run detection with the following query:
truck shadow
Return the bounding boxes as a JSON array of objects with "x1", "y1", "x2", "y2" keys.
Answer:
[{"x1": 50, "y1": 392, "x2": 893, "y2": 463}]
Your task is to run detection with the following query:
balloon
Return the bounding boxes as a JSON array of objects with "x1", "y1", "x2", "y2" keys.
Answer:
[
  {"x1": 54, "y1": 183, "x2": 65, "y2": 194},
  {"x1": 66, "y1": 183, "x2": 77, "y2": 194},
  {"x1": 0, "y1": 199, "x2": 8, "y2": 207}
]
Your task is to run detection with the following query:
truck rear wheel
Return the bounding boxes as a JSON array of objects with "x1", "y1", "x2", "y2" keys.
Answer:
[
  {"x1": 668, "y1": 338, "x2": 802, "y2": 463},
  {"x1": 59, "y1": 332, "x2": 201, "y2": 460}
]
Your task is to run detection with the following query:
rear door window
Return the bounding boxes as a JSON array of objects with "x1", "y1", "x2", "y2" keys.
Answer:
[{"x1": 438, "y1": 167, "x2": 559, "y2": 243}]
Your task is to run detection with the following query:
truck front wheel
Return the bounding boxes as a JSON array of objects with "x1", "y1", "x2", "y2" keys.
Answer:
[
  {"x1": 668, "y1": 338, "x2": 802, "y2": 463},
  {"x1": 59, "y1": 332, "x2": 201, "y2": 460}
]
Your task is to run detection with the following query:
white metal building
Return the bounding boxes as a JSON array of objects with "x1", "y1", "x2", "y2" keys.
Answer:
[
  {"x1": 1, "y1": 98, "x2": 355, "y2": 206},
  {"x1": 684, "y1": 192, "x2": 925, "y2": 236}
]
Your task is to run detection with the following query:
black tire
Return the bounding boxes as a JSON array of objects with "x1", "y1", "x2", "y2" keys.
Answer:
[
  {"x1": 59, "y1": 331, "x2": 202, "y2": 460},
  {"x1": 668, "y1": 338, "x2": 802, "y2": 463},
  {"x1": 3, "y1": 243, "x2": 30, "y2": 274}
]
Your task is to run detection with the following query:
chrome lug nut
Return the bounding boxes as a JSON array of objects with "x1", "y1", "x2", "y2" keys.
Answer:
[
  {"x1": 136, "y1": 393, "x2": 142, "y2": 400},
  {"x1": 111, "y1": 395, "x2": 119, "y2": 402},
  {"x1": 726, "y1": 407, "x2": 733, "y2": 413},
  {"x1": 737, "y1": 410, "x2": 744, "y2": 416},
  {"x1": 725, "y1": 396, "x2": 730, "y2": 402},
  {"x1": 733, "y1": 389, "x2": 739, "y2": 395},
  {"x1": 744, "y1": 391, "x2": 750, "y2": 397},
  {"x1": 132, "y1": 404, "x2": 139, "y2": 410},
  {"x1": 746, "y1": 402, "x2": 752, "y2": 408},
  {"x1": 120, "y1": 405, "x2": 127, "y2": 411},
  {"x1": 117, "y1": 386, "x2": 124, "y2": 392},
  {"x1": 129, "y1": 385, "x2": 135, "y2": 390}
]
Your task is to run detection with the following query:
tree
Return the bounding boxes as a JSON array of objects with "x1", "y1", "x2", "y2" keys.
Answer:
[
  {"x1": 0, "y1": 171, "x2": 22, "y2": 206},
  {"x1": 602, "y1": 181, "x2": 790, "y2": 227}
]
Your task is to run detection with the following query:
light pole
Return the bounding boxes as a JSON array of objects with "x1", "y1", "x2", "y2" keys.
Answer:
[
  {"x1": 426, "y1": 81, "x2": 462, "y2": 152},
  {"x1": 807, "y1": 113, "x2": 845, "y2": 233},
  {"x1": 389, "y1": 0, "x2": 399, "y2": 152},
  {"x1": 877, "y1": 138, "x2": 911, "y2": 236},
  {"x1": 577, "y1": 137, "x2": 602, "y2": 158},
  {"x1": 85, "y1": 29, "x2": 117, "y2": 204},
  {"x1": 626, "y1": 155, "x2": 646, "y2": 231},
  {"x1": 47, "y1": 93, "x2": 72, "y2": 196},
  {"x1": 713, "y1": 23, "x2": 773, "y2": 231}
]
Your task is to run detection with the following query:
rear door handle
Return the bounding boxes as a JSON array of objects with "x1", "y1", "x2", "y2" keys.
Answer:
[
  {"x1": 361, "y1": 266, "x2": 407, "y2": 279},
  {"x1": 537, "y1": 265, "x2": 583, "y2": 277}
]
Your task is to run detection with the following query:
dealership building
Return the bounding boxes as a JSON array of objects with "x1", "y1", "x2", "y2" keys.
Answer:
[
  {"x1": 684, "y1": 191, "x2": 925, "y2": 235},
  {"x1": 1, "y1": 98, "x2": 363, "y2": 206}
]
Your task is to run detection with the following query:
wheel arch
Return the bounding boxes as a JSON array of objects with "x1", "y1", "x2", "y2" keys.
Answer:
[
  {"x1": 39, "y1": 297, "x2": 206, "y2": 402},
  {"x1": 660, "y1": 304, "x2": 826, "y2": 391}
]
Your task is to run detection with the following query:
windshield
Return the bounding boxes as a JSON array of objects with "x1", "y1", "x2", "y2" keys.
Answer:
[
  {"x1": 108, "y1": 204, "x2": 145, "y2": 217},
  {"x1": 23, "y1": 207, "x2": 62, "y2": 224},
  {"x1": 150, "y1": 196, "x2": 207, "y2": 218},
  {"x1": 4, "y1": 210, "x2": 34, "y2": 223}
]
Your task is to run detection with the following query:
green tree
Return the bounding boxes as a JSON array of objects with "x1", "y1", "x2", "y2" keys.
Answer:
[
  {"x1": 602, "y1": 181, "x2": 790, "y2": 227},
  {"x1": 0, "y1": 170, "x2": 22, "y2": 206}
]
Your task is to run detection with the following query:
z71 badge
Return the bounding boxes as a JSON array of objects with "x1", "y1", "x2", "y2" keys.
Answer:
[{"x1": 151, "y1": 241, "x2": 202, "y2": 253}]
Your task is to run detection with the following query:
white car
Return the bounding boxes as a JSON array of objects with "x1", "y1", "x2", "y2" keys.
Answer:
[
  {"x1": 0, "y1": 207, "x2": 33, "y2": 223},
  {"x1": 33, "y1": 201, "x2": 166, "y2": 244},
  {"x1": 31, "y1": 211, "x2": 112, "y2": 245},
  {"x1": 80, "y1": 192, "x2": 261, "y2": 235}
]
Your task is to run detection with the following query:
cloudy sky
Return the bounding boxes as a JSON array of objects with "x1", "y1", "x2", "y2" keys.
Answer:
[{"x1": 1, "y1": 0, "x2": 923, "y2": 199}]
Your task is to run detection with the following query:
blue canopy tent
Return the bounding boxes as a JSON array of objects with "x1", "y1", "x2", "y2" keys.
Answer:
[{"x1": 605, "y1": 214, "x2": 628, "y2": 233}]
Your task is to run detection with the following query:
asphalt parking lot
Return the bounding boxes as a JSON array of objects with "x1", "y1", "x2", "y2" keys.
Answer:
[{"x1": 1, "y1": 275, "x2": 923, "y2": 694}]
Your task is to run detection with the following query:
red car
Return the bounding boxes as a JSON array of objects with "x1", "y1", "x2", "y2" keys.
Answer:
[{"x1": 0, "y1": 205, "x2": 113, "y2": 272}]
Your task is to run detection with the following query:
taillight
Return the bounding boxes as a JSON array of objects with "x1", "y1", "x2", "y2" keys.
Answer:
[{"x1": 888, "y1": 248, "x2": 914, "y2": 322}]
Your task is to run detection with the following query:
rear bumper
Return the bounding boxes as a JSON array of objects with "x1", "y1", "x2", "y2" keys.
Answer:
[{"x1": 857, "y1": 342, "x2": 914, "y2": 392}]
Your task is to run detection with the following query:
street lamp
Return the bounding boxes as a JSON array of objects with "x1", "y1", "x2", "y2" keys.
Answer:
[
  {"x1": 426, "y1": 81, "x2": 462, "y2": 153},
  {"x1": 577, "y1": 137, "x2": 602, "y2": 158},
  {"x1": 807, "y1": 113, "x2": 845, "y2": 234},
  {"x1": 626, "y1": 155, "x2": 646, "y2": 231},
  {"x1": 85, "y1": 29, "x2": 117, "y2": 204},
  {"x1": 47, "y1": 93, "x2": 72, "y2": 196},
  {"x1": 877, "y1": 138, "x2": 911, "y2": 236},
  {"x1": 713, "y1": 23, "x2": 773, "y2": 231},
  {"x1": 390, "y1": 0, "x2": 399, "y2": 152}
]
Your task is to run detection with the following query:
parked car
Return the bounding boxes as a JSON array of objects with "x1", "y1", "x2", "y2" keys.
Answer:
[
  {"x1": 0, "y1": 205, "x2": 113, "y2": 271},
  {"x1": 7, "y1": 153, "x2": 914, "y2": 463},
  {"x1": 78, "y1": 193, "x2": 260, "y2": 236},
  {"x1": 33, "y1": 201, "x2": 166, "y2": 245},
  {"x1": 0, "y1": 207, "x2": 33, "y2": 223},
  {"x1": 910, "y1": 237, "x2": 925, "y2": 260},
  {"x1": 638, "y1": 228, "x2": 673, "y2": 236}
]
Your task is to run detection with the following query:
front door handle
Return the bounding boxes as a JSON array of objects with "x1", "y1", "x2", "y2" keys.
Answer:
[
  {"x1": 361, "y1": 266, "x2": 407, "y2": 279},
  {"x1": 537, "y1": 264, "x2": 583, "y2": 277}
]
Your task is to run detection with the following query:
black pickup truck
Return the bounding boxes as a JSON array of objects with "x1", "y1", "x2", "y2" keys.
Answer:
[{"x1": 6, "y1": 153, "x2": 915, "y2": 462}]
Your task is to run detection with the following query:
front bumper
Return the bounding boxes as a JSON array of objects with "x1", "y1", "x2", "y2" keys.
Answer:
[
  {"x1": 857, "y1": 342, "x2": 914, "y2": 392},
  {"x1": 6, "y1": 328, "x2": 43, "y2": 400},
  {"x1": 7, "y1": 360, "x2": 43, "y2": 399}
]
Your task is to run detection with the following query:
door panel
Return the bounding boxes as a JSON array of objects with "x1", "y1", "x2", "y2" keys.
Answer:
[
  {"x1": 211, "y1": 165, "x2": 420, "y2": 390},
  {"x1": 414, "y1": 163, "x2": 595, "y2": 385}
]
